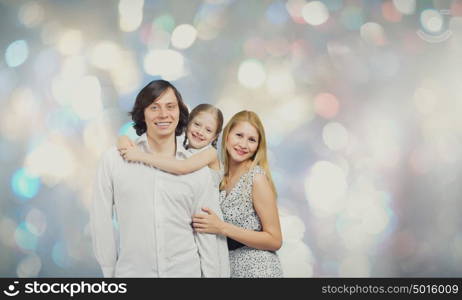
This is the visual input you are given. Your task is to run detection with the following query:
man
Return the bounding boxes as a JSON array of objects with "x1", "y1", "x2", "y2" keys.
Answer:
[{"x1": 90, "y1": 80, "x2": 229, "y2": 277}]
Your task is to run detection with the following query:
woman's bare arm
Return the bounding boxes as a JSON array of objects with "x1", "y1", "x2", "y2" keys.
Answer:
[{"x1": 193, "y1": 173, "x2": 282, "y2": 251}]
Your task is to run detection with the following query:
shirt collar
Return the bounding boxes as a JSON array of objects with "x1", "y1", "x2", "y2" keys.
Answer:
[{"x1": 135, "y1": 133, "x2": 189, "y2": 158}]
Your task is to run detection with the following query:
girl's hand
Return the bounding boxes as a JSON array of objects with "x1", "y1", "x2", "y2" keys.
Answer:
[
  {"x1": 192, "y1": 207, "x2": 225, "y2": 235},
  {"x1": 117, "y1": 136, "x2": 135, "y2": 152},
  {"x1": 120, "y1": 147, "x2": 145, "y2": 162}
]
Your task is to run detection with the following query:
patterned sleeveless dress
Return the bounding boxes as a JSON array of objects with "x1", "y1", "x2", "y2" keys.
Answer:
[{"x1": 219, "y1": 165, "x2": 283, "y2": 278}]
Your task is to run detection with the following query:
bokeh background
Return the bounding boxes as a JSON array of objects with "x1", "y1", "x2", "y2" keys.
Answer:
[{"x1": 1, "y1": 0, "x2": 462, "y2": 277}]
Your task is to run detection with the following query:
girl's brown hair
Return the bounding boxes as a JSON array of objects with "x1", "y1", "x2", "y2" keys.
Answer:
[{"x1": 184, "y1": 104, "x2": 224, "y2": 149}]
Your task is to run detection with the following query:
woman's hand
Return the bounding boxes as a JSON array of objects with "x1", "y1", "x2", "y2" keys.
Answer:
[
  {"x1": 119, "y1": 147, "x2": 145, "y2": 163},
  {"x1": 192, "y1": 207, "x2": 225, "y2": 235}
]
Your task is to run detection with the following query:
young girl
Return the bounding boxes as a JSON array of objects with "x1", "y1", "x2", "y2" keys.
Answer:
[
  {"x1": 117, "y1": 103, "x2": 223, "y2": 177},
  {"x1": 192, "y1": 110, "x2": 283, "y2": 278}
]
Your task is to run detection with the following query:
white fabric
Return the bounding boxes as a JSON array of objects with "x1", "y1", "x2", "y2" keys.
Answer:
[
  {"x1": 185, "y1": 144, "x2": 229, "y2": 274},
  {"x1": 90, "y1": 133, "x2": 230, "y2": 277}
]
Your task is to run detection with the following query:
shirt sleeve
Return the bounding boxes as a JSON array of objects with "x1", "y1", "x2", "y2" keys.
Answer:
[
  {"x1": 90, "y1": 150, "x2": 118, "y2": 277},
  {"x1": 193, "y1": 170, "x2": 230, "y2": 278}
]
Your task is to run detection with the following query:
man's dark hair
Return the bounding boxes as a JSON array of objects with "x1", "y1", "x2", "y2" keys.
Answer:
[{"x1": 130, "y1": 80, "x2": 189, "y2": 136}]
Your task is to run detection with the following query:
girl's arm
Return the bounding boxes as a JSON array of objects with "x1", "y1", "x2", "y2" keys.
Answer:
[
  {"x1": 121, "y1": 146, "x2": 217, "y2": 175},
  {"x1": 117, "y1": 135, "x2": 135, "y2": 150},
  {"x1": 193, "y1": 173, "x2": 282, "y2": 252}
]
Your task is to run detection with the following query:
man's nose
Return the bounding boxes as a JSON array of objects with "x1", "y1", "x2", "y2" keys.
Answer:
[{"x1": 158, "y1": 107, "x2": 168, "y2": 118}]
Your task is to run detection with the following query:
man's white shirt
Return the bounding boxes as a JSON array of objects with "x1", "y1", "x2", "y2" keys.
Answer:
[{"x1": 90, "y1": 133, "x2": 230, "y2": 277}]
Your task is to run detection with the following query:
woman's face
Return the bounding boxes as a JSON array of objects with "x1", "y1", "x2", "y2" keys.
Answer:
[
  {"x1": 186, "y1": 112, "x2": 218, "y2": 149},
  {"x1": 226, "y1": 121, "x2": 259, "y2": 164}
]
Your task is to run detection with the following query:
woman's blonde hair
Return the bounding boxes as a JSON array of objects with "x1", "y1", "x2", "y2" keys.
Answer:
[{"x1": 220, "y1": 110, "x2": 277, "y2": 197}]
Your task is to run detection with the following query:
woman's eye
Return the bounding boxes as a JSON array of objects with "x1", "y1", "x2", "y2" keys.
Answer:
[
  {"x1": 206, "y1": 129, "x2": 212, "y2": 133},
  {"x1": 151, "y1": 106, "x2": 158, "y2": 110},
  {"x1": 236, "y1": 133, "x2": 242, "y2": 137},
  {"x1": 249, "y1": 138, "x2": 257, "y2": 143}
]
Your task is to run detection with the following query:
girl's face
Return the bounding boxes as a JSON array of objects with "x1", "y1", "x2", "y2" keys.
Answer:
[
  {"x1": 226, "y1": 121, "x2": 259, "y2": 164},
  {"x1": 186, "y1": 112, "x2": 218, "y2": 149}
]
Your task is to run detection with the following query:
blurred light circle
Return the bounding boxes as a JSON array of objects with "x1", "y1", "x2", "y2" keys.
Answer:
[
  {"x1": 277, "y1": 209, "x2": 314, "y2": 277},
  {"x1": 153, "y1": 14, "x2": 176, "y2": 32},
  {"x1": 11, "y1": 168, "x2": 40, "y2": 200},
  {"x1": 286, "y1": 0, "x2": 308, "y2": 24},
  {"x1": 52, "y1": 76, "x2": 73, "y2": 106},
  {"x1": 41, "y1": 21, "x2": 61, "y2": 45},
  {"x1": 19, "y1": 2, "x2": 45, "y2": 28},
  {"x1": 17, "y1": 253, "x2": 42, "y2": 277},
  {"x1": 52, "y1": 241, "x2": 71, "y2": 268},
  {"x1": 392, "y1": 0, "x2": 415, "y2": 15},
  {"x1": 382, "y1": 1, "x2": 402, "y2": 23},
  {"x1": 238, "y1": 59, "x2": 266, "y2": 88},
  {"x1": 25, "y1": 208, "x2": 47, "y2": 236},
  {"x1": 58, "y1": 30, "x2": 83, "y2": 55},
  {"x1": 341, "y1": 6, "x2": 364, "y2": 30},
  {"x1": 305, "y1": 161, "x2": 347, "y2": 216},
  {"x1": 314, "y1": 92, "x2": 339, "y2": 119},
  {"x1": 323, "y1": 122, "x2": 349, "y2": 151},
  {"x1": 413, "y1": 87, "x2": 437, "y2": 115},
  {"x1": 420, "y1": 9, "x2": 443, "y2": 33},
  {"x1": 118, "y1": 122, "x2": 138, "y2": 141},
  {"x1": 90, "y1": 41, "x2": 122, "y2": 70},
  {"x1": 61, "y1": 55, "x2": 86, "y2": 79},
  {"x1": 14, "y1": 222, "x2": 38, "y2": 251},
  {"x1": 5, "y1": 40, "x2": 29, "y2": 67},
  {"x1": 360, "y1": 22, "x2": 386, "y2": 46},
  {"x1": 302, "y1": 1, "x2": 329, "y2": 26},
  {"x1": 171, "y1": 24, "x2": 198, "y2": 49},
  {"x1": 1, "y1": 87, "x2": 41, "y2": 141},
  {"x1": 83, "y1": 112, "x2": 120, "y2": 157},
  {"x1": 194, "y1": 3, "x2": 227, "y2": 41},
  {"x1": 324, "y1": 0, "x2": 343, "y2": 11},
  {"x1": 266, "y1": 1, "x2": 289, "y2": 25},
  {"x1": 363, "y1": 205, "x2": 390, "y2": 234},
  {"x1": 24, "y1": 140, "x2": 76, "y2": 186},
  {"x1": 119, "y1": 12, "x2": 143, "y2": 32},
  {"x1": 119, "y1": 0, "x2": 144, "y2": 32},
  {"x1": 109, "y1": 51, "x2": 141, "y2": 95},
  {"x1": 144, "y1": 49, "x2": 185, "y2": 81},
  {"x1": 70, "y1": 76, "x2": 103, "y2": 120}
]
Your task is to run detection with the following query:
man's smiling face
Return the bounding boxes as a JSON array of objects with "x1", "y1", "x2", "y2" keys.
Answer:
[{"x1": 143, "y1": 88, "x2": 180, "y2": 139}]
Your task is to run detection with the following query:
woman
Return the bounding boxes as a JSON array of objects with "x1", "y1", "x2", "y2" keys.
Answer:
[{"x1": 192, "y1": 110, "x2": 283, "y2": 277}]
